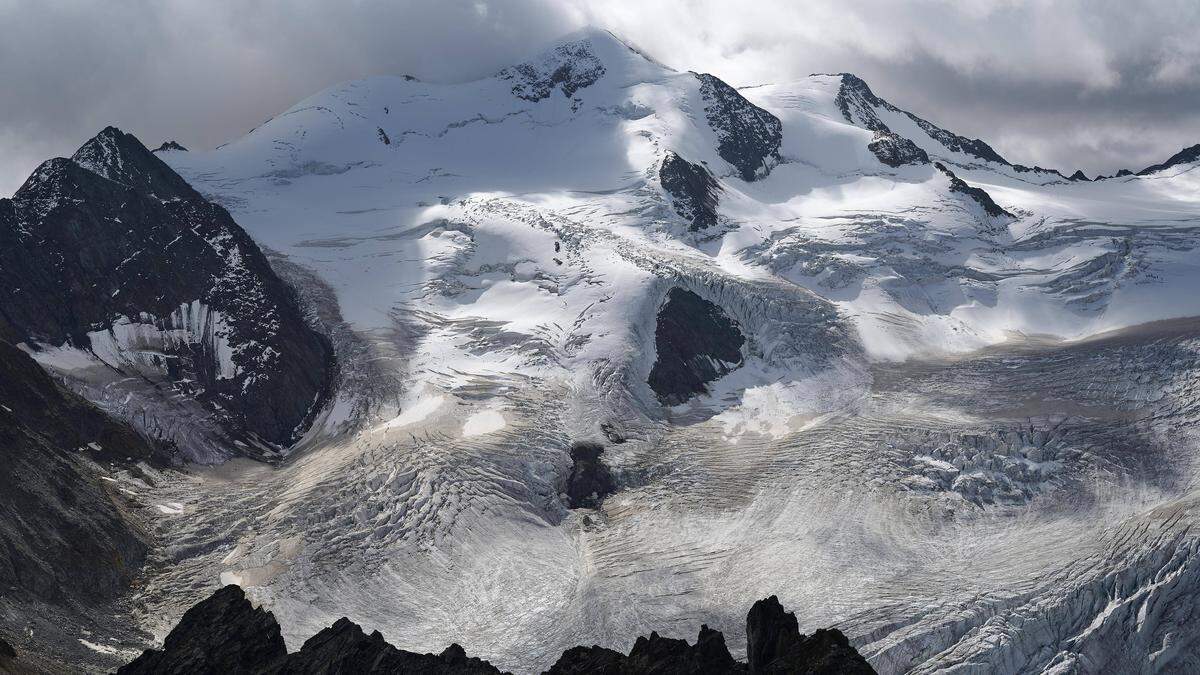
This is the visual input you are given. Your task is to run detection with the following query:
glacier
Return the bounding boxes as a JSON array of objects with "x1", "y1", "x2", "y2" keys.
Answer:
[{"x1": 25, "y1": 27, "x2": 1200, "y2": 673}]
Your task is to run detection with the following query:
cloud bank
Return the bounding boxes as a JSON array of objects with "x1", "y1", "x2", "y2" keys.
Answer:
[{"x1": 2, "y1": 0, "x2": 1199, "y2": 194}]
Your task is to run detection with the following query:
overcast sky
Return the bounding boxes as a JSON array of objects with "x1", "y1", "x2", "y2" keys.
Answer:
[{"x1": 3, "y1": 0, "x2": 1199, "y2": 195}]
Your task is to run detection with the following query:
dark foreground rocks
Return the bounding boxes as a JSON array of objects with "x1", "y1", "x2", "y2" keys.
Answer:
[{"x1": 118, "y1": 586, "x2": 874, "y2": 674}]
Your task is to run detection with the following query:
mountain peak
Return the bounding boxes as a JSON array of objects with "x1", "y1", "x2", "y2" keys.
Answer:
[
  {"x1": 497, "y1": 27, "x2": 664, "y2": 102},
  {"x1": 153, "y1": 140, "x2": 188, "y2": 153},
  {"x1": 71, "y1": 127, "x2": 199, "y2": 201}
]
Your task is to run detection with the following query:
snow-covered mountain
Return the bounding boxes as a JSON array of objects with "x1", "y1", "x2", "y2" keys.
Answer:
[{"x1": 8, "y1": 27, "x2": 1200, "y2": 674}]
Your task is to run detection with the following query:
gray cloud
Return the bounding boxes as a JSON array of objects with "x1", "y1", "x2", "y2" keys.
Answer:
[{"x1": 2, "y1": 0, "x2": 1199, "y2": 194}]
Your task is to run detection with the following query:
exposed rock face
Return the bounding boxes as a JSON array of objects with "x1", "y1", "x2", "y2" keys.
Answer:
[
  {"x1": 1137, "y1": 143, "x2": 1200, "y2": 175},
  {"x1": 659, "y1": 151, "x2": 721, "y2": 230},
  {"x1": 0, "y1": 637, "x2": 16, "y2": 675},
  {"x1": 866, "y1": 131, "x2": 929, "y2": 167},
  {"x1": 73, "y1": 128, "x2": 199, "y2": 200},
  {"x1": 695, "y1": 73, "x2": 783, "y2": 181},
  {"x1": 117, "y1": 585, "x2": 287, "y2": 674},
  {"x1": 500, "y1": 38, "x2": 606, "y2": 102},
  {"x1": 152, "y1": 140, "x2": 188, "y2": 153},
  {"x1": 0, "y1": 127, "x2": 333, "y2": 459},
  {"x1": 647, "y1": 288, "x2": 745, "y2": 405},
  {"x1": 118, "y1": 585, "x2": 502, "y2": 674},
  {"x1": 1068, "y1": 169, "x2": 1090, "y2": 181},
  {"x1": 123, "y1": 586, "x2": 874, "y2": 674},
  {"x1": 549, "y1": 626, "x2": 745, "y2": 674},
  {"x1": 0, "y1": 340, "x2": 154, "y2": 606},
  {"x1": 935, "y1": 162, "x2": 1014, "y2": 219},
  {"x1": 565, "y1": 441, "x2": 617, "y2": 509},
  {"x1": 835, "y1": 73, "x2": 1006, "y2": 166},
  {"x1": 745, "y1": 596, "x2": 874, "y2": 674},
  {"x1": 279, "y1": 619, "x2": 502, "y2": 674}
]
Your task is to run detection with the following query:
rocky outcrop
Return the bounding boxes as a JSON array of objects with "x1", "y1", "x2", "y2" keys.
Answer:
[
  {"x1": 152, "y1": 140, "x2": 188, "y2": 153},
  {"x1": 648, "y1": 288, "x2": 745, "y2": 405},
  {"x1": 867, "y1": 131, "x2": 929, "y2": 168},
  {"x1": 746, "y1": 596, "x2": 873, "y2": 673},
  {"x1": 695, "y1": 73, "x2": 783, "y2": 181},
  {"x1": 565, "y1": 441, "x2": 617, "y2": 509},
  {"x1": 659, "y1": 152, "x2": 721, "y2": 230},
  {"x1": 120, "y1": 586, "x2": 503, "y2": 674},
  {"x1": 0, "y1": 127, "x2": 333, "y2": 460},
  {"x1": 121, "y1": 586, "x2": 875, "y2": 674},
  {"x1": 117, "y1": 585, "x2": 288, "y2": 674},
  {"x1": 551, "y1": 626, "x2": 742, "y2": 674},
  {"x1": 0, "y1": 340, "x2": 154, "y2": 606},
  {"x1": 1137, "y1": 143, "x2": 1200, "y2": 175},
  {"x1": 835, "y1": 74, "x2": 1007, "y2": 167},
  {"x1": 500, "y1": 38, "x2": 606, "y2": 102},
  {"x1": 278, "y1": 620, "x2": 502, "y2": 675},
  {"x1": 935, "y1": 162, "x2": 1014, "y2": 219},
  {"x1": 73, "y1": 127, "x2": 198, "y2": 200}
]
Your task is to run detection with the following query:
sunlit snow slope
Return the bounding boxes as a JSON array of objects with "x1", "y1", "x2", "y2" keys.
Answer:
[{"x1": 109, "y1": 28, "x2": 1200, "y2": 673}]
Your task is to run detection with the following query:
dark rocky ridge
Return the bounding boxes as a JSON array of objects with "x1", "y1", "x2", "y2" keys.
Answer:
[
  {"x1": 152, "y1": 140, "x2": 188, "y2": 153},
  {"x1": 744, "y1": 596, "x2": 872, "y2": 673},
  {"x1": 835, "y1": 74, "x2": 1007, "y2": 169},
  {"x1": 0, "y1": 339, "x2": 153, "y2": 608},
  {"x1": 1137, "y1": 143, "x2": 1200, "y2": 175},
  {"x1": 659, "y1": 151, "x2": 721, "y2": 230},
  {"x1": 935, "y1": 162, "x2": 1014, "y2": 219},
  {"x1": 833, "y1": 74, "x2": 1108, "y2": 182},
  {"x1": 0, "y1": 127, "x2": 333, "y2": 459},
  {"x1": 564, "y1": 441, "x2": 617, "y2": 509},
  {"x1": 73, "y1": 127, "x2": 200, "y2": 200},
  {"x1": 695, "y1": 73, "x2": 783, "y2": 181},
  {"x1": 647, "y1": 288, "x2": 745, "y2": 405},
  {"x1": 119, "y1": 585, "x2": 875, "y2": 674}
]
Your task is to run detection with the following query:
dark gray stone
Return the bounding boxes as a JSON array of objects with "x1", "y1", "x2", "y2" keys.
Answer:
[
  {"x1": 647, "y1": 288, "x2": 745, "y2": 405},
  {"x1": 867, "y1": 131, "x2": 929, "y2": 168},
  {"x1": 0, "y1": 340, "x2": 155, "y2": 606},
  {"x1": 746, "y1": 596, "x2": 874, "y2": 674},
  {"x1": 152, "y1": 140, "x2": 188, "y2": 153},
  {"x1": 660, "y1": 152, "x2": 721, "y2": 230},
  {"x1": 565, "y1": 441, "x2": 616, "y2": 509},
  {"x1": 500, "y1": 39, "x2": 606, "y2": 102},
  {"x1": 126, "y1": 586, "x2": 875, "y2": 675},
  {"x1": 0, "y1": 127, "x2": 334, "y2": 454},
  {"x1": 695, "y1": 73, "x2": 782, "y2": 181},
  {"x1": 935, "y1": 162, "x2": 1013, "y2": 219}
]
